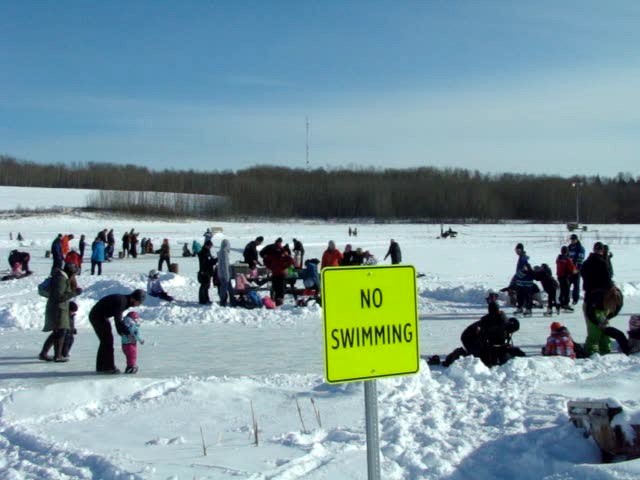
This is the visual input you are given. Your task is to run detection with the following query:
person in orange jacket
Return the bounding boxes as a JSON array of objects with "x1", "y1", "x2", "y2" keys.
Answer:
[
  {"x1": 321, "y1": 241, "x2": 343, "y2": 269},
  {"x1": 61, "y1": 234, "x2": 74, "y2": 257}
]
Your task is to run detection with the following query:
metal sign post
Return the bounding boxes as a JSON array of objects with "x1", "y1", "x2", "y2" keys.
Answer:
[
  {"x1": 364, "y1": 380, "x2": 381, "y2": 480},
  {"x1": 321, "y1": 265, "x2": 419, "y2": 480}
]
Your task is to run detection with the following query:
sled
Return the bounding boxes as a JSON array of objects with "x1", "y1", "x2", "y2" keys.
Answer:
[{"x1": 568, "y1": 399, "x2": 640, "y2": 463}]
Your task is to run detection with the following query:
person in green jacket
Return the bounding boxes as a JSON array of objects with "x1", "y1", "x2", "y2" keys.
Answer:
[{"x1": 39, "y1": 263, "x2": 82, "y2": 362}]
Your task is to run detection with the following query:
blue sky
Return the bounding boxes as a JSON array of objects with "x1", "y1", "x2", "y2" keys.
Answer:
[{"x1": 1, "y1": 1, "x2": 639, "y2": 176}]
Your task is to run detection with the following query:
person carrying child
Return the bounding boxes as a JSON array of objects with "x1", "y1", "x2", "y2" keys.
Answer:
[
  {"x1": 147, "y1": 269, "x2": 174, "y2": 302},
  {"x1": 120, "y1": 311, "x2": 144, "y2": 374},
  {"x1": 542, "y1": 322, "x2": 576, "y2": 359}
]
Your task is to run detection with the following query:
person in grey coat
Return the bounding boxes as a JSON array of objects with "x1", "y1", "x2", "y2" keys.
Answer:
[
  {"x1": 217, "y1": 239, "x2": 232, "y2": 306},
  {"x1": 39, "y1": 264, "x2": 82, "y2": 362}
]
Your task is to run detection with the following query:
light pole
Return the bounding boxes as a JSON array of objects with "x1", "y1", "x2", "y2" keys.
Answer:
[{"x1": 571, "y1": 182, "x2": 583, "y2": 224}]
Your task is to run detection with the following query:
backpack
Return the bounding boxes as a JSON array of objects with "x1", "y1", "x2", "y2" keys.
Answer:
[{"x1": 38, "y1": 277, "x2": 52, "y2": 298}]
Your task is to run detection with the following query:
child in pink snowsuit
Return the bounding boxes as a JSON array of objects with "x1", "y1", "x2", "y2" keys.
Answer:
[{"x1": 121, "y1": 311, "x2": 144, "y2": 374}]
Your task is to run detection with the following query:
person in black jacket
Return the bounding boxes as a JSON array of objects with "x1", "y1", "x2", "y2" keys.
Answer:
[
  {"x1": 443, "y1": 302, "x2": 523, "y2": 367},
  {"x1": 384, "y1": 239, "x2": 402, "y2": 265},
  {"x1": 243, "y1": 236, "x2": 264, "y2": 269},
  {"x1": 581, "y1": 242, "x2": 617, "y2": 355},
  {"x1": 533, "y1": 264, "x2": 559, "y2": 316},
  {"x1": 88, "y1": 289, "x2": 145, "y2": 374},
  {"x1": 198, "y1": 240, "x2": 217, "y2": 304},
  {"x1": 292, "y1": 238, "x2": 305, "y2": 268}
]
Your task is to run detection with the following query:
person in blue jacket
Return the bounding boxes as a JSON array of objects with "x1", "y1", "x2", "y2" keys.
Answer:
[
  {"x1": 567, "y1": 233, "x2": 586, "y2": 305},
  {"x1": 91, "y1": 236, "x2": 106, "y2": 275},
  {"x1": 513, "y1": 243, "x2": 534, "y2": 316}
]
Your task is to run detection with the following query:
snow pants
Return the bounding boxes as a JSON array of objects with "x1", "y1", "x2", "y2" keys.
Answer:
[
  {"x1": 122, "y1": 343, "x2": 138, "y2": 368},
  {"x1": 558, "y1": 276, "x2": 570, "y2": 307},
  {"x1": 89, "y1": 314, "x2": 117, "y2": 372},
  {"x1": 583, "y1": 305, "x2": 611, "y2": 355}
]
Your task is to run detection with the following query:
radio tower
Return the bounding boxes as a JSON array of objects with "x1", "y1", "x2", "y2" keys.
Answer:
[{"x1": 305, "y1": 116, "x2": 310, "y2": 170}]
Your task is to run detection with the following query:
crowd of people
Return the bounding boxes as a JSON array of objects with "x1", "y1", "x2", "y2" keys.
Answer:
[{"x1": 5, "y1": 225, "x2": 634, "y2": 375}]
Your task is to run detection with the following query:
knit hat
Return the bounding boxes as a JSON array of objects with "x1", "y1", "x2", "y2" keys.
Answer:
[
  {"x1": 127, "y1": 311, "x2": 140, "y2": 320},
  {"x1": 593, "y1": 241, "x2": 604, "y2": 252},
  {"x1": 570, "y1": 234, "x2": 578, "y2": 241},
  {"x1": 629, "y1": 315, "x2": 640, "y2": 331},
  {"x1": 550, "y1": 322, "x2": 562, "y2": 332},
  {"x1": 515, "y1": 243, "x2": 524, "y2": 251}
]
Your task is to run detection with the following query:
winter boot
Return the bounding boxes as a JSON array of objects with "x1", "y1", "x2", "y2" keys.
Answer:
[
  {"x1": 523, "y1": 309, "x2": 533, "y2": 317},
  {"x1": 543, "y1": 308, "x2": 552, "y2": 317},
  {"x1": 514, "y1": 308, "x2": 524, "y2": 315}
]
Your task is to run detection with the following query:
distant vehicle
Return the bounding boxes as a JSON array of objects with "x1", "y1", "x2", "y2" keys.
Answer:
[{"x1": 566, "y1": 222, "x2": 588, "y2": 232}]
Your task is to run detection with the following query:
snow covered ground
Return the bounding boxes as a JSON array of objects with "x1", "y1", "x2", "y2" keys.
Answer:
[{"x1": 0, "y1": 187, "x2": 639, "y2": 479}]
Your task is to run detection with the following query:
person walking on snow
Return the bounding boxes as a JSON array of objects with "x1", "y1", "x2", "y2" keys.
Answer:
[
  {"x1": 158, "y1": 238, "x2": 171, "y2": 271},
  {"x1": 384, "y1": 239, "x2": 402, "y2": 265}
]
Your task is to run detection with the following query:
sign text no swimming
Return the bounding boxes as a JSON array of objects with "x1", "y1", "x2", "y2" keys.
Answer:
[{"x1": 321, "y1": 265, "x2": 419, "y2": 383}]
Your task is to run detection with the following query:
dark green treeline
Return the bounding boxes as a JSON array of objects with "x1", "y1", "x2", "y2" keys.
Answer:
[{"x1": 1, "y1": 155, "x2": 638, "y2": 222}]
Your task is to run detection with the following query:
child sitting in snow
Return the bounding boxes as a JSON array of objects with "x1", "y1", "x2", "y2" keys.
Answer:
[
  {"x1": 147, "y1": 269, "x2": 174, "y2": 302},
  {"x1": 628, "y1": 315, "x2": 640, "y2": 354},
  {"x1": 542, "y1": 322, "x2": 576, "y2": 359},
  {"x1": 121, "y1": 311, "x2": 144, "y2": 374}
]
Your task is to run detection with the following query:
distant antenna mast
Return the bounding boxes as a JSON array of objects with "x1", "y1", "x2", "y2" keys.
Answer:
[{"x1": 305, "y1": 116, "x2": 310, "y2": 170}]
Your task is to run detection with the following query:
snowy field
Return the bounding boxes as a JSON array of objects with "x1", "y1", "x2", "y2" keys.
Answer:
[{"x1": 0, "y1": 187, "x2": 639, "y2": 479}]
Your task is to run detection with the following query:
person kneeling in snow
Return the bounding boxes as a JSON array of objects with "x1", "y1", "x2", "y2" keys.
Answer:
[
  {"x1": 441, "y1": 302, "x2": 524, "y2": 367},
  {"x1": 542, "y1": 322, "x2": 576, "y2": 359},
  {"x1": 120, "y1": 311, "x2": 144, "y2": 374},
  {"x1": 147, "y1": 269, "x2": 174, "y2": 302}
]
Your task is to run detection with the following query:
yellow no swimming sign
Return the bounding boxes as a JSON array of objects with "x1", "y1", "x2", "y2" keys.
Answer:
[{"x1": 321, "y1": 265, "x2": 419, "y2": 383}]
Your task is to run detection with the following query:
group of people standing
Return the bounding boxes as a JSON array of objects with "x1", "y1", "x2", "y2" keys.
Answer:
[{"x1": 509, "y1": 234, "x2": 632, "y2": 357}]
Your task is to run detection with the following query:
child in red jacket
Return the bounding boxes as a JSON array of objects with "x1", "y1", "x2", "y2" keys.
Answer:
[
  {"x1": 556, "y1": 246, "x2": 576, "y2": 311},
  {"x1": 543, "y1": 322, "x2": 576, "y2": 359}
]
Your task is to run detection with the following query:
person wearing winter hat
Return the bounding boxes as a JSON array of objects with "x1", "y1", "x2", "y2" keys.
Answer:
[
  {"x1": 39, "y1": 263, "x2": 83, "y2": 362},
  {"x1": 513, "y1": 243, "x2": 534, "y2": 316},
  {"x1": 88, "y1": 289, "x2": 145, "y2": 374},
  {"x1": 542, "y1": 322, "x2": 576, "y2": 358},
  {"x1": 485, "y1": 289, "x2": 499, "y2": 305},
  {"x1": 580, "y1": 241, "x2": 616, "y2": 355},
  {"x1": 197, "y1": 239, "x2": 217, "y2": 305},
  {"x1": 120, "y1": 311, "x2": 144, "y2": 374},
  {"x1": 147, "y1": 269, "x2": 174, "y2": 302}
]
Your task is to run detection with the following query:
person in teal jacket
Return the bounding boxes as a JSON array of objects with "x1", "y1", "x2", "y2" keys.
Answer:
[{"x1": 120, "y1": 311, "x2": 144, "y2": 374}]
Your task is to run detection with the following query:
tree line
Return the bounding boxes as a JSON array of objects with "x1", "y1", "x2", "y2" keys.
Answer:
[{"x1": 1, "y1": 155, "x2": 638, "y2": 222}]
